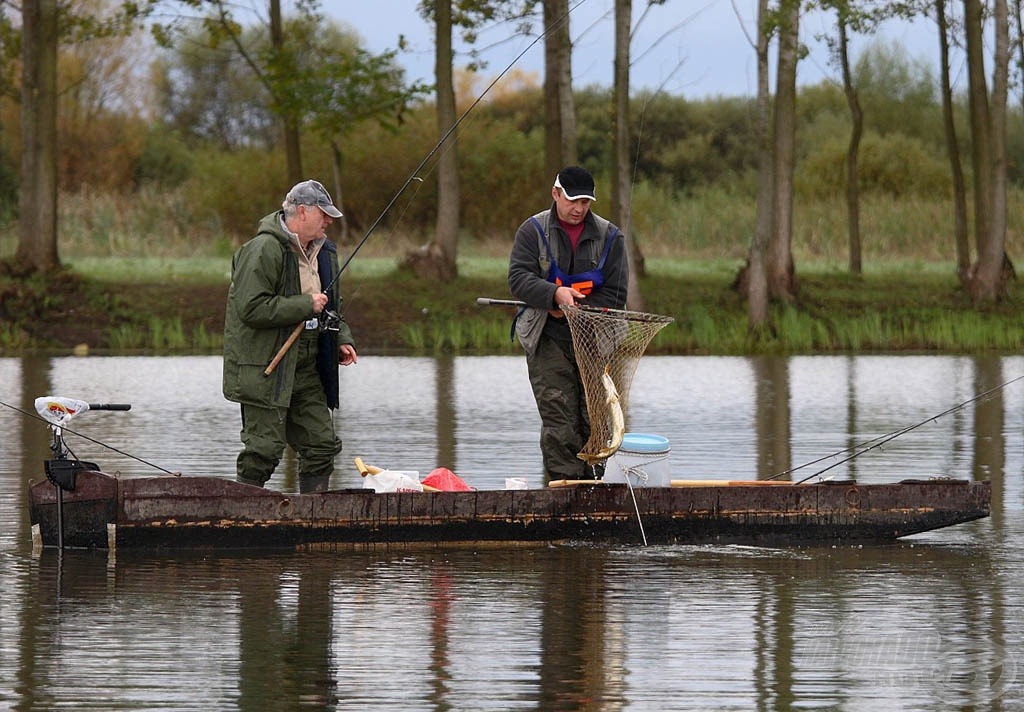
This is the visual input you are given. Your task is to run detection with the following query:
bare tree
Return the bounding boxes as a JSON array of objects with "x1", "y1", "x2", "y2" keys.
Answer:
[
  {"x1": 746, "y1": 0, "x2": 774, "y2": 335},
  {"x1": 16, "y1": 0, "x2": 60, "y2": 273},
  {"x1": 835, "y1": 18, "x2": 864, "y2": 274},
  {"x1": 404, "y1": 0, "x2": 459, "y2": 281},
  {"x1": 172, "y1": 0, "x2": 308, "y2": 180},
  {"x1": 936, "y1": 0, "x2": 971, "y2": 281},
  {"x1": 963, "y1": 0, "x2": 1014, "y2": 300},
  {"x1": 767, "y1": 0, "x2": 800, "y2": 302},
  {"x1": 610, "y1": 0, "x2": 644, "y2": 311},
  {"x1": 9, "y1": 1, "x2": 153, "y2": 275},
  {"x1": 432, "y1": 0, "x2": 460, "y2": 281},
  {"x1": 267, "y1": 0, "x2": 301, "y2": 182},
  {"x1": 543, "y1": 0, "x2": 577, "y2": 176},
  {"x1": 1014, "y1": 0, "x2": 1024, "y2": 109}
]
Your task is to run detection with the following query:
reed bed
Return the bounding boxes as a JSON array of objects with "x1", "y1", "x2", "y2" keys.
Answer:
[{"x1": 3, "y1": 183, "x2": 1022, "y2": 265}]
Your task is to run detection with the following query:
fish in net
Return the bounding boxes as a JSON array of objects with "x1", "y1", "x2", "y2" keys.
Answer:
[{"x1": 561, "y1": 304, "x2": 675, "y2": 464}]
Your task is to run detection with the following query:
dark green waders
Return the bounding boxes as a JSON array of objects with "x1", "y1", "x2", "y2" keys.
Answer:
[{"x1": 236, "y1": 334, "x2": 342, "y2": 491}]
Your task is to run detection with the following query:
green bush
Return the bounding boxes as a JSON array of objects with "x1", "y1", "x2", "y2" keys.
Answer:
[
  {"x1": 798, "y1": 131, "x2": 950, "y2": 199},
  {"x1": 133, "y1": 126, "x2": 194, "y2": 187},
  {"x1": 183, "y1": 150, "x2": 287, "y2": 239}
]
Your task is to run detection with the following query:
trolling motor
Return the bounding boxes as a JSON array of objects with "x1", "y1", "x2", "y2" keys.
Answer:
[{"x1": 35, "y1": 396, "x2": 131, "y2": 549}]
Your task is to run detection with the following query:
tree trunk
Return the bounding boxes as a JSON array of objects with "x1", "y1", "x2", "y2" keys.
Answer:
[
  {"x1": 329, "y1": 141, "x2": 350, "y2": 243},
  {"x1": 611, "y1": 0, "x2": 645, "y2": 312},
  {"x1": 404, "y1": 0, "x2": 458, "y2": 281},
  {"x1": 972, "y1": 0, "x2": 1012, "y2": 300},
  {"x1": 744, "y1": 0, "x2": 773, "y2": 335},
  {"x1": 752, "y1": 356, "x2": 791, "y2": 478},
  {"x1": 16, "y1": 0, "x2": 60, "y2": 274},
  {"x1": 767, "y1": 0, "x2": 799, "y2": 302},
  {"x1": 543, "y1": 0, "x2": 576, "y2": 177},
  {"x1": 937, "y1": 0, "x2": 971, "y2": 282},
  {"x1": 964, "y1": 0, "x2": 991, "y2": 261},
  {"x1": 838, "y1": 21, "x2": 863, "y2": 275},
  {"x1": 1014, "y1": 0, "x2": 1024, "y2": 110},
  {"x1": 964, "y1": 0, "x2": 1014, "y2": 300},
  {"x1": 269, "y1": 0, "x2": 302, "y2": 182}
]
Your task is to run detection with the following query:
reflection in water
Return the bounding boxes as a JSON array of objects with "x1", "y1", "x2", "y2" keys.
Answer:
[
  {"x1": 236, "y1": 556, "x2": 337, "y2": 709},
  {"x1": 974, "y1": 356, "x2": 1006, "y2": 529},
  {"x1": 751, "y1": 355, "x2": 791, "y2": 479},
  {"x1": 434, "y1": 356, "x2": 456, "y2": 473},
  {"x1": 18, "y1": 542, "x2": 1012, "y2": 710},
  {"x1": 537, "y1": 549, "x2": 611, "y2": 709},
  {"x1": 1, "y1": 354, "x2": 1023, "y2": 709}
]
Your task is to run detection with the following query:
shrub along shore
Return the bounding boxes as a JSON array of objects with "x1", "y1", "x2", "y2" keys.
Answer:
[{"x1": 1, "y1": 256, "x2": 1021, "y2": 356}]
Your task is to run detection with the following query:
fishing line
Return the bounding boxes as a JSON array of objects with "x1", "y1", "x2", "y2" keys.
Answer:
[
  {"x1": 782, "y1": 373, "x2": 1024, "y2": 485},
  {"x1": 0, "y1": 399, "x2": 178, "y2": 476},
  {"x1": 624, "y1": 471, "x2": 648, "y2": 545},
  {"x1": 619, "y1": 0, "x2": 698, "y2": 290},
  {"x1": 332, "y1": 0, "x2": 593, "y2": 286}
]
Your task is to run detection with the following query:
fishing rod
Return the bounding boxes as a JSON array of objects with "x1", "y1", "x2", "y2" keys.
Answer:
[
  {"x1": 476, "y1": 297, "x2": 526, "y2": 308},
  {"x1": 266, "y1": 2, "x2": 586, "y2": 376},
  {"x1": 789, "y1": 373, "x2": 1024, "y2": 485}
]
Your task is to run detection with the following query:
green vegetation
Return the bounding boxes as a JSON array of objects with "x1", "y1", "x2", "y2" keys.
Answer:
[
  {"x1": 1, "y1": 38, "x2": 1022, "y2": 355},
  {"x1": 2, "y1": 37, "x2": 1024, "y2": 246},
  {"x1": 1, "y1": 253, "x2": 1020, "y2": 356}
]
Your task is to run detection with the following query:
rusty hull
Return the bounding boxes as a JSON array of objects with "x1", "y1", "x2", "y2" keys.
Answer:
[{"x1": 28, "y1": 470, "x2": 991, "y2": 550}]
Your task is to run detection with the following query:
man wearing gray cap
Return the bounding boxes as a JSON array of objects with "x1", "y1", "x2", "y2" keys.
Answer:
[{"x1": 223, "y1": 179, "x2": 358, "y2": 493}]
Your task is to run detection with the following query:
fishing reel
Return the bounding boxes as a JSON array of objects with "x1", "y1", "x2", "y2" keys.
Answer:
[{"x1": 319, "y1": 309, "x2": 342, "y2": 333}]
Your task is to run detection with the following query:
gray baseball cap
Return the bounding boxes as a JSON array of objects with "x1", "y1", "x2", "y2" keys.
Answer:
[{"x1": 286, "y1": 179, "x2": 343, "y2": 218}]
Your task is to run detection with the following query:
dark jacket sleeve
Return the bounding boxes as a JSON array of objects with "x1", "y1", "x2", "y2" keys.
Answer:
[
  {"x1": 508, "y1": 213, "x2": 559, "y2": 309},
  {"x1": 233, "y1": 235, "x2": 312, "y2": 329}
]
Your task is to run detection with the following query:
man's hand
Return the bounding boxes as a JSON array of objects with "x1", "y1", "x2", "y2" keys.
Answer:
[
  {"x1": 339, "y1": 343, "x2": 358, "y2": 366},
  {"x1": 549, "y1": 285, "x2": 586, "y2": 318},
  {"x1": 311, "y1": 293, "x2": 328, "y2": 314}
]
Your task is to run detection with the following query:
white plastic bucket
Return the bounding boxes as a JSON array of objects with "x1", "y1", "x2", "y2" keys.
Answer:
[{"x1": 603, "y1": 433, "x2": 671, "y2": 487}]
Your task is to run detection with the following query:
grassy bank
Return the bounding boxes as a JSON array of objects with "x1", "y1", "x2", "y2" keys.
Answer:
[
  {"x1": 1, "y1": 256, "x2": 1021, "y2": 356},
  {"x1": 2, "y1": 185, "x2": 1022, "y2": 356}
]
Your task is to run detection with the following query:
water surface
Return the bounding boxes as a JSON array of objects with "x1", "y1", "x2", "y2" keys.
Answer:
[{"x1": 1, "y1": 355, "x2": 1021, "y2": 710}]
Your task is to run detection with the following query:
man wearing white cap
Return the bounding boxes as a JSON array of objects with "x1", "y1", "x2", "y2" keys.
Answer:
[
  {"x1": 223, "y1": 179, "x2": 358, "y2": 493},
  {"x1": 508, "y1": 166, "x2": 629, "y2": 481}
]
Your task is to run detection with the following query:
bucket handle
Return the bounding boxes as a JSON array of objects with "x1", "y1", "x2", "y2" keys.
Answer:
[{"x1": 623, "y1": 465, "x2": 650, "y2": 485}]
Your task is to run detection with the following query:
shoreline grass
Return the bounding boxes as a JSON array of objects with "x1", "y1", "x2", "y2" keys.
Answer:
[
  {"x1": 2, "y1": 254, "x2": 1021, "y2": 356},
  {"x1": 2, "y1": 182, "x2": 1022, "y2": 357}
]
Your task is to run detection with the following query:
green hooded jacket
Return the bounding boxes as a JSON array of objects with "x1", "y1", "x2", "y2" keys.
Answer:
[{"x1": 222, "y1": 211, "x2": 355, "y2": 409}]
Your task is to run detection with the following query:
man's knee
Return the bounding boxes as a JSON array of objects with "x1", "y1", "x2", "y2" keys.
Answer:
[
  {"x1": 236, "y1": 450, "x2": 279, "y2": 485},
  {"x1": 298, "y1": 436, "x2": 343, "y2": 478}
]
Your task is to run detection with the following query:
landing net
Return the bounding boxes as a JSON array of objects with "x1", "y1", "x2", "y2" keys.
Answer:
[{"x1": 561, "y1": 304, "x2": 674, "y2": 464}]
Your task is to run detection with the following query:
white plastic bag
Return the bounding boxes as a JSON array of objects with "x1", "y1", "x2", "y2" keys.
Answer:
[
  {"x1": 504, "y1": 477, "x2": 529, "y2": 490},
  {"x1": 362, "y1": 470, "x2": 423, "y2": 493},
  {"x1": 35, "y1": 397, "x2": 91, "y2": 426}
]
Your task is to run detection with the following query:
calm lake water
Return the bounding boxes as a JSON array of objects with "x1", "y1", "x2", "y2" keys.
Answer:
[{"x1": 1, "y1": 354, "x2": 1022, "y2": 710}]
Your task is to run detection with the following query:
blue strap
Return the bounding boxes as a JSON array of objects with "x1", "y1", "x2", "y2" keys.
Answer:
[
  {"x1": 596, "y1": 226, "x2": 616, "y2": 269},
  {"x1": 530, "y1": 216, "x2": 556, "y2": 264}
]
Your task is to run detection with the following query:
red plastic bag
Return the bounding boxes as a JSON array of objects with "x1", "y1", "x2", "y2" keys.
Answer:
[{"x1": 421, "y1": 467, "x2": 474, "y2": 491}]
